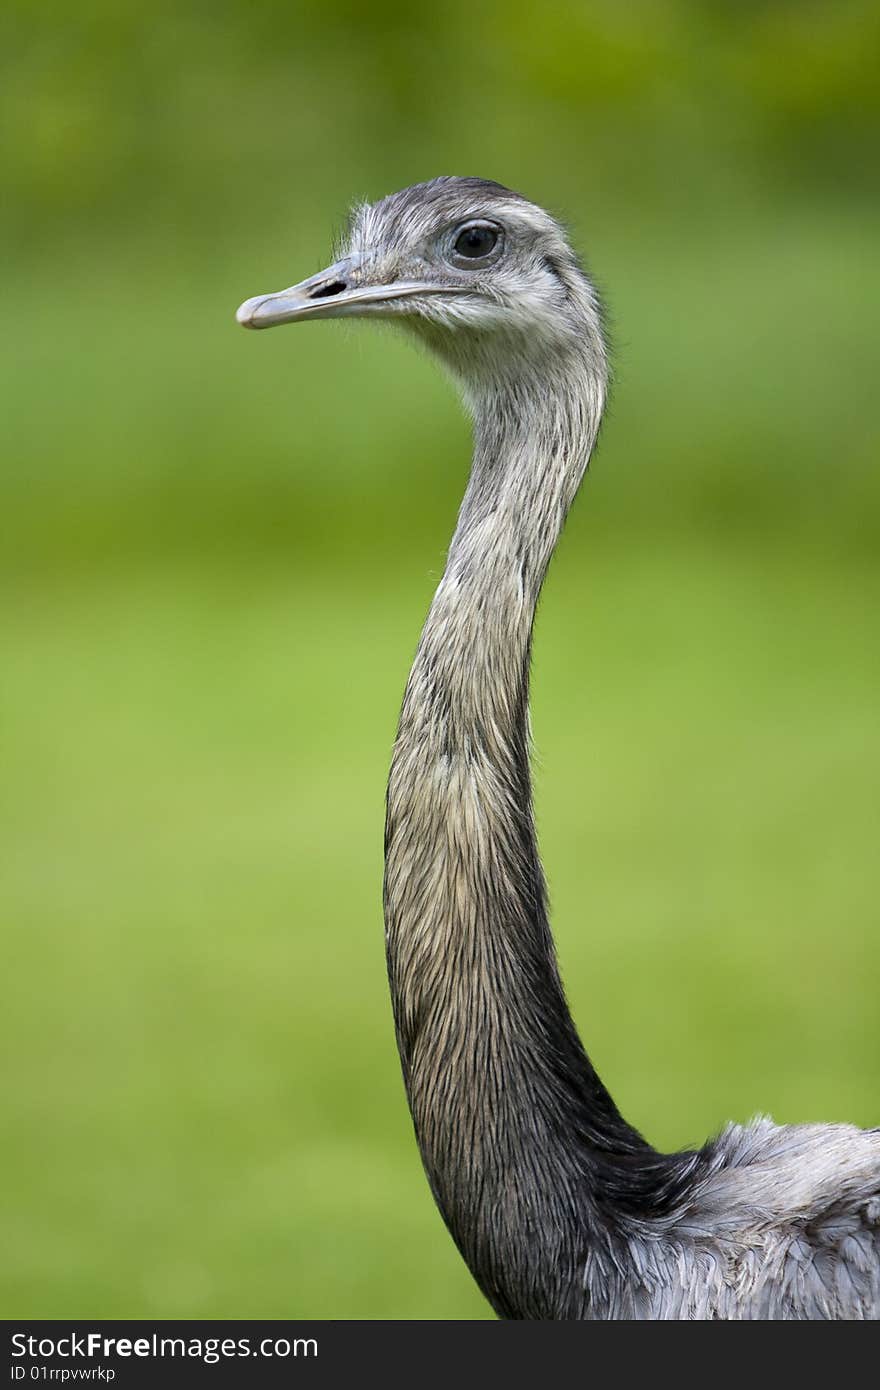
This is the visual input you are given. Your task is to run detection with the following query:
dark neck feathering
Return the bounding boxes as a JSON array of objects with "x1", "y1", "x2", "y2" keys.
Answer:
[{"x1": 383, "y1": 344, "x2": 672, "y2": 1318}]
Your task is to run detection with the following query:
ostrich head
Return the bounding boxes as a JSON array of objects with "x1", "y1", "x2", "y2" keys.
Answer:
[{"x1": 236, "y1": 177, "x2": 607, "y2": 388}]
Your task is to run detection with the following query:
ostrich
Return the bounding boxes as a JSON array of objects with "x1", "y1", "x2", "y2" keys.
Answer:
[{"x1": 237, "y1": 177, "x2": 880, "y2": 1319}]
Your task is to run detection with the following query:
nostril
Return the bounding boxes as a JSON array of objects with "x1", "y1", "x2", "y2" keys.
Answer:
[{"x1": 309, "y1": 280, "x2": 347, "y2": 300}]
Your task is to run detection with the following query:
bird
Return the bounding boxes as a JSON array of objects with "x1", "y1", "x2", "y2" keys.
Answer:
[{"x1": 237, "y1": 176, "x2": 880, "y2": 1319}]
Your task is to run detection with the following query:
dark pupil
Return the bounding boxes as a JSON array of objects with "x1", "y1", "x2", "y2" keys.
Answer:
[{"x1": 455, "y1": 225, "x2": 496, "y2": 258}]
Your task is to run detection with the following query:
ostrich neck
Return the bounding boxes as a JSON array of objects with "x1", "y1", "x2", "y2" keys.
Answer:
[{"x1": 383, "y1": 355, "x2": 649, "y2": 1317}]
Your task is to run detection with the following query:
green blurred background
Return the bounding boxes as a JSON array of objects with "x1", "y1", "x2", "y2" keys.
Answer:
[{"x1": 2, "y1": 1, "x2": 878, "y2": 1319}]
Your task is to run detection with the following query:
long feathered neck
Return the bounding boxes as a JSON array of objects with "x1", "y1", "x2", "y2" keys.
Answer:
[{"x1": 383, "y1": 338, "x2": 651, "y2": 1319}]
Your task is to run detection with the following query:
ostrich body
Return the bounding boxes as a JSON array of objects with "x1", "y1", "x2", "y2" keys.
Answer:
[{"x1": 238, "y1": 177, "x2": 880, "y2": 1319}]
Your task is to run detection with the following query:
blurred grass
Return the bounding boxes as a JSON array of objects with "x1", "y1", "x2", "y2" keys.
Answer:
[
  {"x1": 2, "y1": 0, "x2": 878, "y2": 1321},
  {"x1": 2, "y1": 544, "x2": 877, "y2": 1317},
  {"x1": 3, "y1": 200, "x2": 878, "y2": 579}
]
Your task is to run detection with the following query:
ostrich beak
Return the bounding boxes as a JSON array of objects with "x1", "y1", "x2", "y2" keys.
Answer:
[{"x1": 236, "y1": 256, "x2": 459, "y2": 330}]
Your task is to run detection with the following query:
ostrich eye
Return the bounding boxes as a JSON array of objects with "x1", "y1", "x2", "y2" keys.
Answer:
[{"x1": 452, "y1": 222, "x2": 500, "y2": 262}]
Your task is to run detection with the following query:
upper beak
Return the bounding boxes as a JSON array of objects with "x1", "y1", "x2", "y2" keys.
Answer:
[{"x1": 236, "y1": 256, "x2": 459, "y2": 330}]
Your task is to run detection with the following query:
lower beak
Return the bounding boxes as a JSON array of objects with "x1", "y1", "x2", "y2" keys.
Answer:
[{"x1": 236, "y1": 258, "x2": 458, "y2": 330}]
